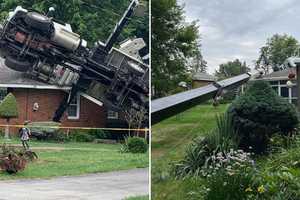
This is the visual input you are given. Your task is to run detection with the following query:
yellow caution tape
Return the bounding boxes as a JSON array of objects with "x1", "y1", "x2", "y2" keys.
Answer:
[{"x1": 0, "y1": 124, "x2": 149, "y2": 132}]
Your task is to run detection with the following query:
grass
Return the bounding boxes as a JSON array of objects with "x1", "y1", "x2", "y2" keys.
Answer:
[
  {"x1": 151, "y1": 103, "x2": 228, "y2": 200},
  {"x1": 125, "y1": 195, "x2": 149, "y2": 200},
  {"x1": 152, "y1": 102, "x2": 300, "y2": 199},
  {"x1": 0, "y1": 138, "x2": 148, "y2": 180}
]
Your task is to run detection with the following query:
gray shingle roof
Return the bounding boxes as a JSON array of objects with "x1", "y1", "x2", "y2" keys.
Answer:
[
  {"x1": 0, "y1": 58, "x2": 68, "y2": 88},
  {"x1": 0, "y1": 58, "x2": 105, "y2": 105},
  {"x1": 192, "y1": 72, "x2": 216, "y2": 81},
  {"x1": 255, "y1": 68, "x2": 295, "y2": 81}
]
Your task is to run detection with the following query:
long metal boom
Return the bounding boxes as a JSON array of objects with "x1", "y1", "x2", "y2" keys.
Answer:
[{"x1": 151, "y1": 73, "x2": 251, "y2": 125}]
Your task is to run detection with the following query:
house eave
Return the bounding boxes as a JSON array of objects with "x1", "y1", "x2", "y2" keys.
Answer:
[
  {"x1": 0, "y1": 83, "x2": 104, "y2": 106},
  {"x1": 79, "y1": 92, "x2": 103, "y2": 106},
  {"x1": 0, "y1": 83, "x2": 71, "y2": 90},
  {"x1": 253, "y1": 76, "x2": 289, "y2": 81}
]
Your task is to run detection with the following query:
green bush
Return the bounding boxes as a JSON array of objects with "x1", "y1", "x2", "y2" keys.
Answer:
[
  {"x1": 0, "y1": 144, "x2": 27, "y2": 174},
  {"x1": 259, "y1": 167, "x2": 300, "y2": 200},
  {"x1": 228, "y1": 81, "x2": 298, "y2": 154},
  {"x1": 28, "y1": 121, "x2": 67, "y2": 141},
  {"x1": 49, "y1": 131, "x2": 70, "y2": 142},
  {"x1": 122, "y1": 137, "x2": 148, "y2": 153},
  {"x1": 68, "y1": 129, "x2": 112, "y2": 142},
  {"x1": 0, "y1": 93, "x2": 18, "y2": 119},
  {"x1": 189, "y1": 150, "x2": 260, "y2": 200},
  {"x1": 69, "y1": 130, "x2": 96, "y2": 142},
  {"x1": 89, "y1": 129, "x2": 111, "y2": 139},
  {"x1": 28, "y1": 121, "x2": 60, "y2": 133},
  {"x1": 172, "y1": 114, "x2": 238, "y2": 178},
  {"x1": 201, "y1": 168, "x2": 259, "y2": 200}
]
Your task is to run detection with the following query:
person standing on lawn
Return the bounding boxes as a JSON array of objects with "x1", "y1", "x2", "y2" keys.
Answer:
[{"x1": 19, "y1": 121, "x2": 31, "y2": 150}]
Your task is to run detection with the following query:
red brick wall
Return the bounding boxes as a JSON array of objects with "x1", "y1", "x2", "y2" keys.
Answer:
[{"x1": 0, "y1": 88, "x2": 107, "y2": 134}]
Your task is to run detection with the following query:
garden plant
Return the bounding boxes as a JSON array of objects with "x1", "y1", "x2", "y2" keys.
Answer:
[{"x1": 156, "y1": 81, "x2": 300, "y2": 200}]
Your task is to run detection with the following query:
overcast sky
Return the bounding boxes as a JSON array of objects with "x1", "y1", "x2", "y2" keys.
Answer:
[{"x1": 178, "y1": 0, "x2": 300, "y2": 74}]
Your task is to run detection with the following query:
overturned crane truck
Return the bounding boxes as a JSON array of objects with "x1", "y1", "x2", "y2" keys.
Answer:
[
  {"x1": 0, "y1": 0, "x2": 149, "y2": 123},
  {"x1": 151, "y1": 73, "x2": 251, "y2": 125}
]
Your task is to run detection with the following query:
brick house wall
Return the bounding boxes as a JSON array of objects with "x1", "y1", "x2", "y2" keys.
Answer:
[{"x1": 0, "y1": 88, "x2": 107, "y2": 134}]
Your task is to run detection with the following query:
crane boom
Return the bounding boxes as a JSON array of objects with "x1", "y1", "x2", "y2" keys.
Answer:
[{"x1": 151, "y1": 73, "x2": 251, "y2": 125}]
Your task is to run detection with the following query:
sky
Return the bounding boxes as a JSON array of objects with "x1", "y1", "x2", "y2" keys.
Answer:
[{"x1": 178, "y1": 0, "x2": 300, "y2": 74}]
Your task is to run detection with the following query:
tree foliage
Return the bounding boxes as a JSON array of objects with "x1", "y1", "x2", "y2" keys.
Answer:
[
  {"x1": 256, "y1": 34, "x2": 300, "y2": 74},
  {"x1": 0, "y1": 0, "x2": 149, "y2": 47},
  {"x1": 215, "y1": 59, "x2": 250, "y2": 80},
  {"x1": 152, "y1": 0, "x2": 201, "y2": 98},
  {"x1": 0, "y1": 93, "x2": 18, "y2": 120},
  {"x1": 190, "y1": 44, "x2": 207, "y2": 73},
  {"x1": 228, "y1": 81, "x2": 298, "y2": 154}
]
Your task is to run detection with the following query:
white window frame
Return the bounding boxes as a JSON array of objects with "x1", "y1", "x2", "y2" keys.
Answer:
[
  {"x1": 67, "y1": 94, "x2": 80, "y2": 120},
  {"x1": 0, "y1": 88, "x2": 7, "y2": 102},
  {"x1": 107, "y1": 110, "x2": 119, "y2": 119},
  {"x1": 270, "y1": 80, "x2": 297, "y2": 104}
]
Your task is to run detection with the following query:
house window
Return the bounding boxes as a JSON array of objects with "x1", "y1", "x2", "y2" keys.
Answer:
[
  {"x1": 269, "y1": 80, "x2": 297, "y2": 104},
  {"x1": 270, "y1": 81, "x2": 278, "y2": 85},
  {"x1": 0, "y1": 88, "x2": 7, "y2": 102},
  {"x1": 67, "y1": 94, "x2": 80, "y2": 119},
  {"x1": 280, "y1": 87, "x2": 289, "y2": 97},
  {"x1": 292, "y1": 86, "x2": 298, "y2": 97},
  {"x1": 271, "y1": 86, "x2": 278, "y2": 94},
  {"x1": 107, "y1": 110, "x2": 118, "y2": 119}
]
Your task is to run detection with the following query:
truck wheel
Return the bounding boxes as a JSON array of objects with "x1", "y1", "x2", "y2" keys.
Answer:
[
  {"x1": 4, "y1": 56, "x2": 33, "y2": 72},
  {"x1": 24, "y1": 12, "x2": 52, "y2": 32}
]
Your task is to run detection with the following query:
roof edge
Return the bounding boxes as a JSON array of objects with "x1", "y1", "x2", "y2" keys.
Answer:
[{"x1": 0, "y1": 83, "x2": 71, "y2": 90}]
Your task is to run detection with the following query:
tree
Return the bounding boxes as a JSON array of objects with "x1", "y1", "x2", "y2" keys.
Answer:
[
  {"x1": 256, "y1": 34, "x2": 300, "y2": 74},
  {"x1": 124, "y1": 107, "x2": 147, "y2": 137},
  {"x1": 152, "y1": 0, "x2": 200, "y2": 98},
  {"x1": 228, "y1": 81, "x2": 298, "y2": 154},
  {"x1": 0, "y1": 93, "x2": 19, "y2": 139},
  {"x1": 190, "y1": 44, "x2": 207, "y2": 73},
  {"x1": 215, "y1": 59, "x2": 250, "y2": 80},
  {"x1": 0, "y1": 0, "x2": 149, "y2": 47}
]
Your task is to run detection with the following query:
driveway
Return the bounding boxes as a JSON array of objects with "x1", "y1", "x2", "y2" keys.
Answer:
[{"x1": 0, "y1": 168, "x2": 149, "y2": 200}]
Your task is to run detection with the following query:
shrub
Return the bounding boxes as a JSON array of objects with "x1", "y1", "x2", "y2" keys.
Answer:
[
  {"x1": 228, "y1": 81, "x2": 298, "y2": 154},
  {"x1": 68, "y1": 129, "x2": 113, "y2": 143},
  {"x1": 28, "y1": 121, "x2": 65, "y2": 141},
  {"x1": 0, "y1": 153, "x2": 27, "y2": 174},
  {"x1": 89, "y1": 129, "x2": 111, "y2": 139},
  {"x1": 69, "y1": 130, "x2": 96, "y2": 142},
  {"x1": 190, "y1": 150, "x2": 261, "y2": 200},
  {"x1": 259, "y1": 167, "x2": 300, "y2": 200},
  {"x1": 172, "y1": 114, "x2": 238, "y2": 178},
  {"x1": 201, "y1": 168, "x2": 259, "y2": 200},
  {"x1": 122, "y1": 137, "x2": 148, "y2": 153},
  {"x1": 106, "y1": 119, "x2": 129, "y2": 140},
  {"x1": 0, "y1": 93, "x2": 19, "y2": 138},
  {"x1": 49, "y1": 131, "x2": 70, "y2": 142},
  {"x1": 0, "y1": 145, "x2": 28, "y2": 174},
  {"x1": 0, "y1": 93, "x2": 18, "y2": 119},
  {"x1": 201, "y1": 149, "x2": 255, "y2": 177}
]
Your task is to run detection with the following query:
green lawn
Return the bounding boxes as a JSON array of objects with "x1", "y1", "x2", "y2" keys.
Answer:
[
  {"x1": 0, "y1": 139, "x2": 148, "y2": 179},
  {"x1": 125, "y1": 195, "x2": 149, "y2": 200},
  {"x1": 152, "y1": 103, "x2": 300, "y2": 199},
  {"x1": 151, "y1": 103, "x2": 228, "y2": 200}
]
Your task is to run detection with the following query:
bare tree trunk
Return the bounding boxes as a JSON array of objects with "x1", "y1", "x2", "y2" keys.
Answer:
[{"x1": 4, "y1": 118, "x2": 10, "y2": 140}]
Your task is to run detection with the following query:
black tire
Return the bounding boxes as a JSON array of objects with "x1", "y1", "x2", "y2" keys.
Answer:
[
  {"x1": 24, "y1": 12, "x2": 52, "y2": 32},
  {"x1": 4, "y1": 56, "x2": 33, "y2": 72}
]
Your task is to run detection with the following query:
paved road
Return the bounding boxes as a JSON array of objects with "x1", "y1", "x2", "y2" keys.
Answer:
[{"x1": 0, "y1": 168, "x2": 149, "y2": 200}]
